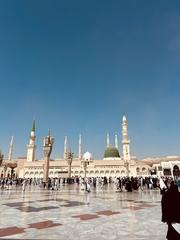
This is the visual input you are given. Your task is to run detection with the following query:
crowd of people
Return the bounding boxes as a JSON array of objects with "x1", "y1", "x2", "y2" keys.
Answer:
[{"x1": 1, "y1": 175, "x2": 179, "y2": 194}]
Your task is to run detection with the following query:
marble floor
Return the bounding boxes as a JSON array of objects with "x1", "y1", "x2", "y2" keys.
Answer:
[{"x1": 0, "y1": 185, "x2": 167, "y2": 240}]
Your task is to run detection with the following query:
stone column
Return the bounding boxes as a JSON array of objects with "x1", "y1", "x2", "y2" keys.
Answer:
[
  {"x1": 43, "y1": 133, "x2": 54, "y2": 185},
  {"x1": 82, "y1": 160, "x2": 89, "y2": 178},
  {"x1": 124, "y1": 161, "x2": 130, "y2": 177},
  {"x1": 0, "y1": 150, "x2": 3, "y2": 167},
  {"x1": 84, "y1": 162, "x2": 87, "y2": 178},
  {"x1": 3, "y1": 165, "x2": 7, "y2": 178},
  {"x1": 66, "y1": 151, "x2": 73, "y2": 179}
]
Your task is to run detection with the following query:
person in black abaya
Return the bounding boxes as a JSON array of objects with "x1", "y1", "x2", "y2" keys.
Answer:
[
  {"x1": 125, "y1": 177, "x2": 132, "y2": 192},
  {"x1": 161, "y1": 181, "x2": 180, "y2": 240}
]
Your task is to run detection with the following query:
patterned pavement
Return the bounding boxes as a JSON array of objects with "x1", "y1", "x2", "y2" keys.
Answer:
[{"x1": 0, "y1": 185, "x2": 167, "y2": 240}]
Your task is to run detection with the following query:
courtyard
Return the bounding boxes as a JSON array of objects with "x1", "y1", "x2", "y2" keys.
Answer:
[{"x1": 0, "y1": 185, "x2": 166, "y2": 240}]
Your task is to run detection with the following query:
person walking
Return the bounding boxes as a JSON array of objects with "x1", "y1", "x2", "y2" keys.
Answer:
[
  {"x1": 161, "y1": 181, "x2": 180, "y2": 239},
  {"x1": 22, "y1": 179, "x2": 27, "y2": 192}
]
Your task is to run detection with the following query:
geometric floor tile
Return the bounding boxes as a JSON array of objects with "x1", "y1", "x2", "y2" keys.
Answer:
[
  {"x1": 4, "y1": 202, "x2": 34, "y2": 207},
  {"x1": 28, "y1": 220, "x2": 62, "y2": 229},
  {"x1": 0, "y1": 227, "x2": 25, "y2": 237},
  {"x1": 16, "y1": 206, "x2": 59, "y2": 212},
  {"x1": 138, "y1": 204, "x2": 156, "y2": 208},
  {"x1": 72, "y1": 214, "x2": 99, "y2": 220},
  {"x1": 96, "y1": 210, "x2": 120, "y2": 216},
  {"x1": 61, "y1": 201, "x2": 86, "y2": 207},
  {"x1": 123, "y1": 206, "x2": 144, "y2": 211}
]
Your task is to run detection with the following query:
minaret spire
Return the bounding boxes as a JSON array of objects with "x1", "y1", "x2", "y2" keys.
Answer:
[
  {"x1": 115, "y1": 133, "x2": 118, "y2": 149},
  {"x1": 78, "y1": 134, "x2": 82, "y2": 160},
  {"x1": 107, "y1": 133, "x2": 110, "y2": 147},
  {"x1": 8, "y1": 136, "x2": 14, "y2": 161},
  {"x1": 64, "y1": 136, "x2": 68, "y2": 159},
  {"x1": 122, "y1": 114, "x2": 130, "y2": 161},
  {"x1": 48, "y1": 129, "x2": 51, "y2": 137},
  {"x1": 27, "y1": 120, "x2": 36, "y2": 162},
  {"x1": 32, "y1": 120, "x2": 35, "y2": 132}
]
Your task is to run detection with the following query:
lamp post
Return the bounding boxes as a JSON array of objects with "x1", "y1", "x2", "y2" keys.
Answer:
[{"x1": 43, "y1": 131, "x2": 54, "y2": 187}]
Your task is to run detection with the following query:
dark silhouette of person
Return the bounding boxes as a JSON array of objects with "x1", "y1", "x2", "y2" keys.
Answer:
[
  {"x1": 161, "y1": 181, "x2": 180, "y2": 239},
  {"x1": 125, "y1": 177, "x2": 132, "y2": 192}
]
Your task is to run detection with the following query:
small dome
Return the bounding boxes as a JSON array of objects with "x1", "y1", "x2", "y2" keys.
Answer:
[
  {"x1": 104, "y1": 146, "x2": 120, "y2": 159},
  {"x1": 83, "y1": 151, "x2": 93, "y2": 161}
]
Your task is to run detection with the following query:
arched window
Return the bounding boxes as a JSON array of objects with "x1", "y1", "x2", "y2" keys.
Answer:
[{"x1": 174, "y1": 165, "x2": 179, "y2": 171}]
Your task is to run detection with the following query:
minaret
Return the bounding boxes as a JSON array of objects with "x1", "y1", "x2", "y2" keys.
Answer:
[
  {"x1": 107, "y1": 133, "x2": 110, "y2": 147},
  {"x1": 78, "y1": 134, "x2": 82, "y2": 160},
  {"x1": 122, "y1": 115, "x2": 130, "y2": 161},
  {"x1": 115, "y1": 134, "x2": 118, "y2": 149},
  {"x1": 64, "y1": 136, "x2": 68, "y2": 159},
  {"x1": 8, "y1": 136, "x2": 14, "y2": 161},
  {"x1": 27, "y1": 120, "x2": 36, "y2": 162}
]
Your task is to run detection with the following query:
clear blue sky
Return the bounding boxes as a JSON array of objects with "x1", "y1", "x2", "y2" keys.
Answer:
[{"x1": 0, "y1": 0, "x2": 180, "y2": 159}]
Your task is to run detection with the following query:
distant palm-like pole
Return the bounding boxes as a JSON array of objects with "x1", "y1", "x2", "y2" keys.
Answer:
[{"x1": 43, "y1": 131, "x2": 54, "y2": 186}]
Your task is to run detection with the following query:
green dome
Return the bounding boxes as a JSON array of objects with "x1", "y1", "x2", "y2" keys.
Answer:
[{"x1": 103, "y1": 146, "x2": 120, "y2": 158}]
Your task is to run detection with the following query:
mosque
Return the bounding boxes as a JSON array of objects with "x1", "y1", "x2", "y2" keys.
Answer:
[{"x1": 1, "y1": 115, "x2": 180, "y2": 179}]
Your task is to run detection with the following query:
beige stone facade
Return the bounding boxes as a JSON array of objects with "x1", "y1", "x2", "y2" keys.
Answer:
[
  {"x1": 2, "y1": 155, "x2": 180, "y2": 179},
  {"x1": 1, "y1": 116, "x2": 180, "y2": 179},
  {"x1": 0, "y1": 156, "x2": 150, "y2": 179}
]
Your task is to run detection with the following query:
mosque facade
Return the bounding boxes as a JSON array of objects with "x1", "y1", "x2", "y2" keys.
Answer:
[{"x1": 1, "y1": 115, "x2": 180, "y2": 179}]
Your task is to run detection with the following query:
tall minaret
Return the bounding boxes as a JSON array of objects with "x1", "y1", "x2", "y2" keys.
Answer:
[
  {"x1": 107, "y1": 133, "x2": 110, "y2": 147},
  {"x1": 64, "y1": 136, "x2": 68, "y2": 159},
  {"x1": 78, "y1": 134, "x2": 82, "y2": 160},
  {"x1": 115, "y1": 134, "x2": 118, "y2": 149},
  {"x1": 8, "y1": 136, "x2": 14, "y2": 161},
  {"x1": 27, "y1": 120, "x2": 36, "y2": 162},
  {"x1": 122, "y1": 115, "x2": 130, "y2": 161}
]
